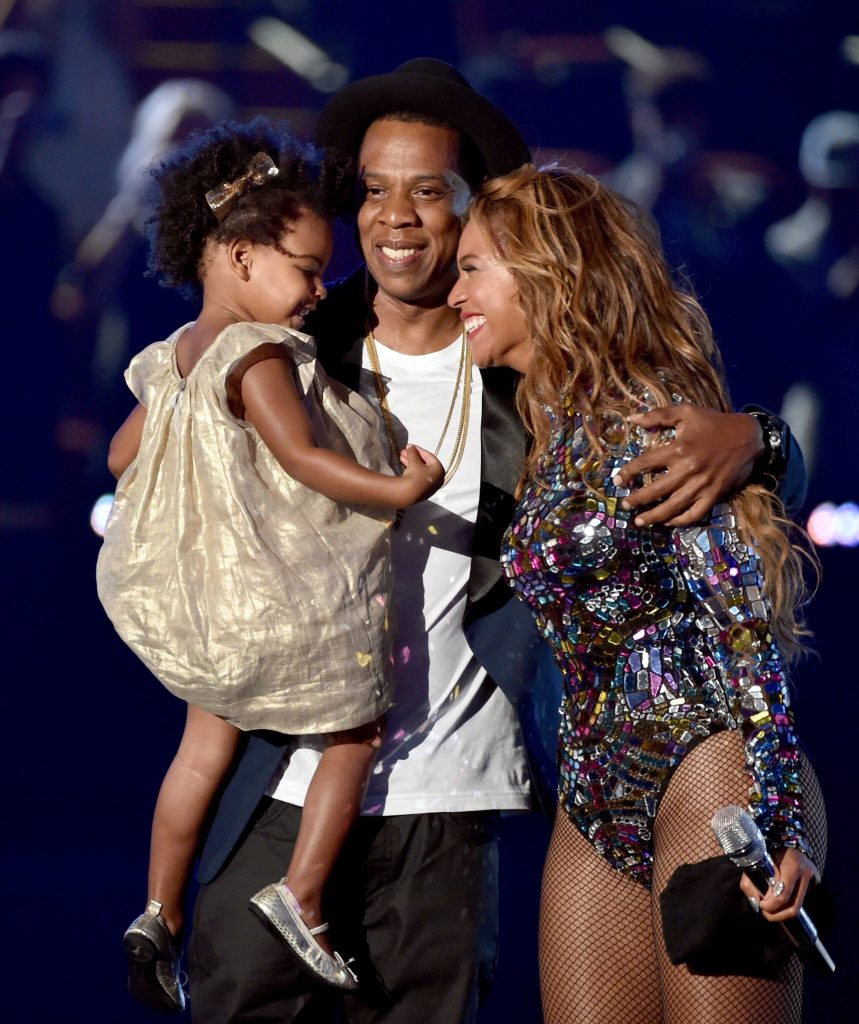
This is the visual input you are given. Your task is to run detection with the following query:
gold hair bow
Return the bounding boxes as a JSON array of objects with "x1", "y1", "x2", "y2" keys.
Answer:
[{"x1": 205, "y1": 152, "x2": 279, "y2": 221}]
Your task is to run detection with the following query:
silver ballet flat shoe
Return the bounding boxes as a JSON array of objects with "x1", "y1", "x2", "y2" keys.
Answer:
[
  {"x1": 249, "y1": 881, "x2": 359, "y2": 991},
  {"x1": 122, "y1": 899, "x2": 186, "y2": 1013}
]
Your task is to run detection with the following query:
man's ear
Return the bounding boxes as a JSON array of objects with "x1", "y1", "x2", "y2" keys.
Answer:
[{"x1": 228, "y1": 238, "x2": 253, "y2": 281}]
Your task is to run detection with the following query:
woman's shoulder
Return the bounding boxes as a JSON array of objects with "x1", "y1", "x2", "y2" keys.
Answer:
[
  {"x1": 550, "y1": 395, "x2": 650, "y2": 459},
  {"x1": 605, "y1": 379, "x2": 689, "y2": 455}
]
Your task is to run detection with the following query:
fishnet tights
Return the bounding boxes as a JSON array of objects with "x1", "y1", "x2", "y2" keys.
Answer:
[{"x1": 540, "y1": 730, "x2": 827, "y2": 1024}]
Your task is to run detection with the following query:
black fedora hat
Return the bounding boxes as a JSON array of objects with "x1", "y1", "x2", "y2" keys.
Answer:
[{"x1": 315, "y1": 57, "x2": 531, "y2": 179}]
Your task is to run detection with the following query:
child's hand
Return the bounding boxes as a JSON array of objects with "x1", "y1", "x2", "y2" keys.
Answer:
[{"x1": 396, "y1": 444, "x2": 445, "y2": 505}]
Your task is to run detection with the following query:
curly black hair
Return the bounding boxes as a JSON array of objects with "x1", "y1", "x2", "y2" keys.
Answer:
[{"x1": 146, "y1": 117, "x2": 352, "y2": 300}]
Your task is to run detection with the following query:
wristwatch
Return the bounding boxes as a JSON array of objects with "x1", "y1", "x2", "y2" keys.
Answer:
[{"x1": 747, "y1": 409, "x2": 787, "y2": 483}]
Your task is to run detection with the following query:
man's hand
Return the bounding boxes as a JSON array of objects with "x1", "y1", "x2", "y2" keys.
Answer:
[{"x1": 612, "y1": 406, "x2": 764, "y2": 527}]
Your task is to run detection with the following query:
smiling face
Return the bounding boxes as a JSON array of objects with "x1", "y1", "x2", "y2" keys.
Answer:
[
  {"x1": 245, "y1": 208, "x2": 332, "y2": 328},
  {"x1": 356, "y1": 118, "x2": 466, "y2": 308},
  {"x1": 448, "y1": 219, "x2": 532, "y2": 373}
]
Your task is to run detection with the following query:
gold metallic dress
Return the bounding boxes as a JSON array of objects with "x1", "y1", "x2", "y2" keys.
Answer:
[{"x1": 97, "y1": 321, "x2": 395, "y2": 734}]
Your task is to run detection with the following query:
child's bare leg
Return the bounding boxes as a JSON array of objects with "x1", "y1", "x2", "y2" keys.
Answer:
[
  {"x1": 284, "y1": 717, "x2": 384, "y2": 954},
  {"x1": 147, "y1": 704, "x2": 240, "y2": 938}
]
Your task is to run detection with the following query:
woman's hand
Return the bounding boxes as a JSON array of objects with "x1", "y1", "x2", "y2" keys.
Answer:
[
  {"x1": 739, "y1": 847, "x2": 820, "y2": 923},
  {"x1": 613, "y1": 406, "x2": 764, "y2": 527}
]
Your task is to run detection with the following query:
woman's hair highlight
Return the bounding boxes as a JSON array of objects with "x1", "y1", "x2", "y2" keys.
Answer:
[{"x1": 466, "y1": 164, "x2": 815, "y2": 661}]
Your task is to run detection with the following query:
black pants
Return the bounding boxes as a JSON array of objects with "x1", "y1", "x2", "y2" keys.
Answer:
[{"x1": 188, "y1": 800, "x2": 500, "y2": 1023}]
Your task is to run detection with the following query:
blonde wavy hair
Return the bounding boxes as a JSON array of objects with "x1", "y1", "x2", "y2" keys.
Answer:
[{"x1": 466, "y1": 164, "x2": 814, "y2": 661}]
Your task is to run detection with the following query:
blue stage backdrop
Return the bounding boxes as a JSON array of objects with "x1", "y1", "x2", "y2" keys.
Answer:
[{"x1": 3, "y1": 1, "x2": 855, "y2": 1021}]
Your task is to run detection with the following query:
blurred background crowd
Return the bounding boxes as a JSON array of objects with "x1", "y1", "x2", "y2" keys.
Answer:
[{"x1": 2, "y1": 1, "x2": 856, "y2": 1021}]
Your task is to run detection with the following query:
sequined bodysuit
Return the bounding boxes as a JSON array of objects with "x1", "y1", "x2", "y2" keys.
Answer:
[{"x1": 501, "y1": 403, "x2": 809, "y2": 887}]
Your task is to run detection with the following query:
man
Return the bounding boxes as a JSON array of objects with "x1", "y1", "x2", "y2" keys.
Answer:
[{"x1": 188, "y1": 59, "x2": 803, "y2": 1023}]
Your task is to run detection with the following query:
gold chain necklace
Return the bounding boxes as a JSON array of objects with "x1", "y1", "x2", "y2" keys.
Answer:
[{"x1": 363, "y1": 324, "x2": 472, "y2": 486}]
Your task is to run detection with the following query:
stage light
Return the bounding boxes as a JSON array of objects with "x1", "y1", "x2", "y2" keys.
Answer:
[
  {"x1": 807, "y1": 501, "x2": 859, "y2": 548},
  {"x1": 841, "y1": 36, "x2": 859, "y2": 65},
  {"x1": 90, "y1": 493, "x2": 114, "y2": 537},
  {"x1": 248, "y1": 18, "x2": 348, "y2": 93}
]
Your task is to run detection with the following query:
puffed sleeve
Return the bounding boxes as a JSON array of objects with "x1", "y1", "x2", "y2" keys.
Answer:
[{"x1": 125, "y1": 340, "x2": 175, "y2": 408}]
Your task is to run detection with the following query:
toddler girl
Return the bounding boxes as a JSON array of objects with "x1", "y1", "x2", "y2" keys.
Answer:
[{"x1": 96, "y1": 118, "x2": 442, "y2": 1012}]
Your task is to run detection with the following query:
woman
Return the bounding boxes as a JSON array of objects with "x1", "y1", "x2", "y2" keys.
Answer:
[{"x1": 448, "y1": 165, "x2": 826, "y2": 1024}]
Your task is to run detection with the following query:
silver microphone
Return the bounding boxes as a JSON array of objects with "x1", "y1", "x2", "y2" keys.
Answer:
[{"x1": 710, "y1": 805, "x2": 835, "y2": 973}]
